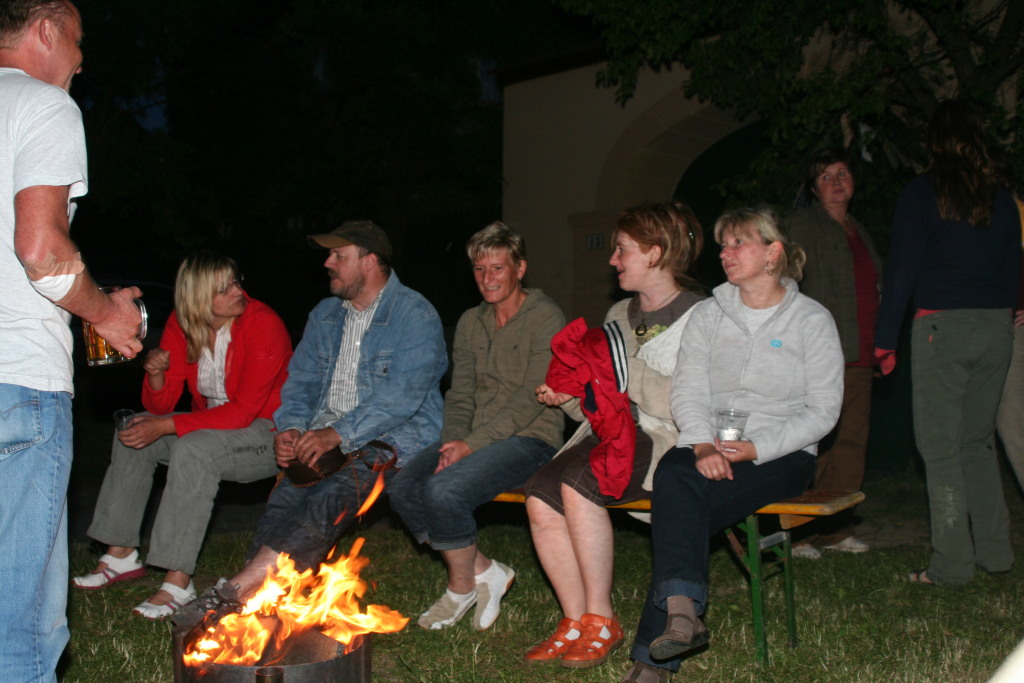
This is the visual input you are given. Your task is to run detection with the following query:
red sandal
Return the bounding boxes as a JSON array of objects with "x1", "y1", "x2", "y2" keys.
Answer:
[
  {"x1": 524, "y1": 617, "x2": 582, "y2": 663},
  {"x1": 560, "y1": 613, "x2": 624, "y2": 668}
]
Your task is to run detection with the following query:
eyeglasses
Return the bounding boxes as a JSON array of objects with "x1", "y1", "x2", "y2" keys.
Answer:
[{"x1": 216, "y1": 275, "x2": 244, "y2": 295}]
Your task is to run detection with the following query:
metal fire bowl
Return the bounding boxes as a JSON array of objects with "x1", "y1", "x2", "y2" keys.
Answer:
[{"x1": 172, "y1": 624, "x2": 371, "y2": 683}]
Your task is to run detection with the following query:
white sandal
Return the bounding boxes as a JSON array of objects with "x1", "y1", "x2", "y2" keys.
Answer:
[
  {"x1": 132, "y1": 581, "x2": 197, "y2": 620},
  {"x1": 71, "y1": 550, "x2": 146, "y2": 590}
]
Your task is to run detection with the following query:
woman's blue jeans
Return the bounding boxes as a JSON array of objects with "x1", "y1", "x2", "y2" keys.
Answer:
[
  {"x1": 0, "y1": 385, "x2": 72, "y2": 682},
  {"x1": 630, "y1": 446, "x2": 814, "y2": 671},
  {"x1": 389, "y1": 436, "x2": 555, "y2": 550}
]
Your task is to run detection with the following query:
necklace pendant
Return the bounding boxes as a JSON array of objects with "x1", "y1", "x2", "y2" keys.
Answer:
[{"x1": 634, "y1": 322, "x2": 648, "y2": 337}]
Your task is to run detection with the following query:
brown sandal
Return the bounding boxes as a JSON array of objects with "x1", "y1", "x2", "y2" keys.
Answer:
[
  {"x1": 649, "y1": 612, "x2": 709, "y2": 660},
  {"x1": 620, "y1": 659, "x2": 672, "y2": 682}
]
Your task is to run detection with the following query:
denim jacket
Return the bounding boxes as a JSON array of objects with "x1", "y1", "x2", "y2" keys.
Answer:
[{"x1": 273, "y1": 273, "x2": 447, "y2": 463}]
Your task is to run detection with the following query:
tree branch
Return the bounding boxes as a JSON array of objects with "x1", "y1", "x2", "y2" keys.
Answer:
[
  {"x1": 911, "y1": 2, "x2": 978, "y2": 88},
  {"x1": 980, "y1": 0, "x2": 1024, "y2": 89}
]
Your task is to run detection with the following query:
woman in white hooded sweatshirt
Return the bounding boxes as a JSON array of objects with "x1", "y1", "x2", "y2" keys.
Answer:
[{"x1": 620, "y1": 206, "x2": 844, "y2": 683}]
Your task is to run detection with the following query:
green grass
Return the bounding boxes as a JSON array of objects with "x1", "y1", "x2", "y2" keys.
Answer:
[{"x1": 63, "y1": 412, "x2": 1024, "y2": 682}]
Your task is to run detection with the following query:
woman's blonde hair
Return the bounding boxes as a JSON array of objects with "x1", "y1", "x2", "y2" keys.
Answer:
[
  {"x1": 714, "y1": 205, "x2": 806, "y2": 282},
  {"x1": 174, "y1": 251, "x2": 240, "y2": 363},
  {"x1": 466, "y1": 221, "x2": 527, "y2": 267},
  {"x1": 614, "y1": 201, "x2": 704, "y2": 290}
]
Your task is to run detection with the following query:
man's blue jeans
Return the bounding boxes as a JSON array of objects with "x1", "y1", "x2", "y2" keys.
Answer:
[
  {"x1": 629, "y1": 446, "x2": 814, "y2": 672},
  {"x1": 0, "y1": 384, "x2": 72, "y2": 682},
  {"x1": 251, "y1": 442, "x2": 397, "y2": 571},
  {"x1": 389, "y1": 436, "x2": 556, "y2": 550}
]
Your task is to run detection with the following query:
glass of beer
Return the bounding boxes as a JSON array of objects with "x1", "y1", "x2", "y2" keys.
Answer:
[{"x1": 82, "y1": 286, "x2": 148, "y2": 367}]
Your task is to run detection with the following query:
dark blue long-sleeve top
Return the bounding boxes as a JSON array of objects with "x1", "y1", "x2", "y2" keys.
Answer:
[{"x1": 875, "y1": 174, "x2": 1021, "y2": 350}]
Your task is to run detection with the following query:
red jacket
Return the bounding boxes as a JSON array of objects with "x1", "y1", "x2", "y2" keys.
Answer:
[
  {"x1": 141, "y1": 297, "x2": 292, "y2": 436},
  {"x1": 546, "y1": 317, "x2": 635, "y2": 498}
]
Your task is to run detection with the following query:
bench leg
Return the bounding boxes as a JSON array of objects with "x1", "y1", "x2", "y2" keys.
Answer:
[
  {"x1": 727, "y1": 513, "x2": 799, "y2": 665},
  {"x1": 783, "y1": 531, "x2": 797, "y2": 649},
  {"x1": 743, "y1": 513, "x2": 769, "y2": 665}
]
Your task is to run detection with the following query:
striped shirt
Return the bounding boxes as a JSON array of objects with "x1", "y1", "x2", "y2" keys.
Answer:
[{"x1": 311, "y1": 278, "x2": 388, "y2": 430}]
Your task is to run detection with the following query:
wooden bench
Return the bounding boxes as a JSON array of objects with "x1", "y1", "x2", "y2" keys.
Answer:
[{"x1": 493, "y1": 489, "x2": 865, "y2": 664}]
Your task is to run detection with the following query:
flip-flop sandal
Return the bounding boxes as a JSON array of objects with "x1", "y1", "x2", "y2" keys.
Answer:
[
  {"x1": 132, "y1": 580, "x2": 197, "y2": 620},
  {"x1": 71, "y1": 551, "x2": 146, "y2": 590}
]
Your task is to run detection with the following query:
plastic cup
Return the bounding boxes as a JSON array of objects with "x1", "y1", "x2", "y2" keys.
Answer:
[
  {"x1": 113, "y1": 409, "x2": 135, "y2": 431},
  {"x1": 716, "y1": 408, "x2": 750, "y2": 441}
]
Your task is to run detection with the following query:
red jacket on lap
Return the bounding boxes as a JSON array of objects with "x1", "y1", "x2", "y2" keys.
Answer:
[{"x1": 546, "y1": 317, "x2": 634, "y2": 497}]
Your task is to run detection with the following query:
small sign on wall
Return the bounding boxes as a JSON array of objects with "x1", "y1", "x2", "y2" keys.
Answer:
[{"x1": 586, "y1": 233, "x2": 605, "y2": 250}]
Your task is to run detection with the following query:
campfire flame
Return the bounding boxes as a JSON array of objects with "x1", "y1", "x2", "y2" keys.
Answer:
[
  {"x1": 356, "y1": 470, "x2": 387, "y2": 517},
  {"x1": 183, "y1": 470, "x2": 407, "y2": 667}
]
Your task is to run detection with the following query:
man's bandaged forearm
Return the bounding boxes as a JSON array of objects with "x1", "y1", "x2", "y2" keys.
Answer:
[{"x1": 25, "y1": 251, "x2": 85, "y2": 302}]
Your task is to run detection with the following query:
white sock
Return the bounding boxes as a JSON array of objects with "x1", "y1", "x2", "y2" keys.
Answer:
[{"x1": 474, "y1": 561, "x2": 500, "y2": 582}]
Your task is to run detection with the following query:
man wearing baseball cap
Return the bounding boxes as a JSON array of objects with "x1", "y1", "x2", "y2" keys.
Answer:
[{"x1": 176, "y1": 220, "x2": 447, "y2": 621}]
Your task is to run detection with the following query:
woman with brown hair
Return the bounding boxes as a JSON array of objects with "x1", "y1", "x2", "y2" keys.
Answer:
[
  {"x1": 875, "y1": 100, "x2": 1020, "y2": 585},
  {"x1": 785, "y1": 147, "x2": 882, "y2": 557},
  {"x1": 524, "y1": 201, "x2": 705, "y2": 670}
]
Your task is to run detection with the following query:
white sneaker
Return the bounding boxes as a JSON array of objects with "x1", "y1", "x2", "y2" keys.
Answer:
[
  {"x1": 418, "y1": 589, "x2": 476, "y2": 630},
  {"x1": 791, "y1": 543, "x2": 822, "y2": 560},
  {"x1": 823, "y1": 536, "x2": 869, "y2": 554},
  {"x1": 473, "y1": 560, "x2": 515, "y2": 630}
]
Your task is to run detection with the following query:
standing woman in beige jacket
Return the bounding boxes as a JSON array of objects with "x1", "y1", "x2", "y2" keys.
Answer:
[{"x1": 785, "y1": 147, "x2": 882, "y2": 557}]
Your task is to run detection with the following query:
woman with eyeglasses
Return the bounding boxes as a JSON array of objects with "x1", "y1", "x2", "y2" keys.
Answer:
[{"x1": 72, "y1": 251, "x2": 292, "y2": 619}]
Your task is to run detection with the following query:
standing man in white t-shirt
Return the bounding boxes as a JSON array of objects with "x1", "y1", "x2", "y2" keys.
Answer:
[{"x1": 0, "y1": 2, "x2": 142, "y2": 680}]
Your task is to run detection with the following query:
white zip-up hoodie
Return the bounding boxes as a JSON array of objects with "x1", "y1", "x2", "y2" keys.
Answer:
[{"x1": 671, "y1": 278, "x2": 844, "y2": 464}]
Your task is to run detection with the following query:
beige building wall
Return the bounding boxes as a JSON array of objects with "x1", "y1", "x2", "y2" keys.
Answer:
[{"x1": 503, "y1": 62, "x2": 746, "y2": 325}]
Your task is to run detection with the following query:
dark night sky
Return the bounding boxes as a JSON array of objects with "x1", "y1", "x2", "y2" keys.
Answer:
[{"x1": 67, "y1": 0, "x2": 598, "y2": 334}]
